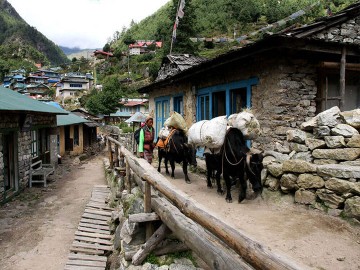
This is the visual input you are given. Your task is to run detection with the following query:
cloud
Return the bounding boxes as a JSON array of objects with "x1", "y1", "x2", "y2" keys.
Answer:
[{"x1": 7, "y1": 0, "x2": 170, "y2": 49}]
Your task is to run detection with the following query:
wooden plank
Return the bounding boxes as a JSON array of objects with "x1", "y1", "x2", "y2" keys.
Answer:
[
  {"x1": 69, "y1": 246, "x2": 104, "y2": 255},
  {"x1": 80, "y1": 218, "x2": 109, "y2": 226},
  {"x1": 78, "y1": 226, "x2": 110, "y2": 235},
  {"x1": 74, "y1": 235, "x2": 113, "y2": 246},
  {"x1": 79, "y1": 222, "x2": 109, "y2": 230},
  {"x1": 72, "y1": 241, "x2": 113, "y2": 251},
  {"x1": 82, "y1": 213, "x2": 110, "y2": 221},
  {"x1": 89, "y1": 198, "x2": 107, "y2": 203},
  {"x1": 68, "y1": 253, "x2": 107, "y2": 262},
  {"x1": 84, "y1": 208, "x2": 112, "y2": 217},
  {"x1": 86, "y1": 204, "x2": 113, "y2": 211},
  {"x1": 66, "y1": 259, "x2": 106, "y2": 267},
  {"x1": 75, "y1": 231, "x2": 112, "y2": 239}
]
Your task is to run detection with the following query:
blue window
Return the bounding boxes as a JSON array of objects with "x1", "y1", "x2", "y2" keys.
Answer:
[
  {"x1": 173, "y1": 95, "x2": 183, "y2": 116},
  {"x1": 155, "y1": 96, "x2": 170, "y2": 138},
  {"x1": 196, "y1": 78, "x2": 258, "y2": 121},
  {"x1": 196, "y1": 78, "x2": 258, "y2": 153}
]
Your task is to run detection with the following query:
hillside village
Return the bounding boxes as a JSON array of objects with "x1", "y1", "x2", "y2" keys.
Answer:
[{"x1": 1, "y1": 1, "x2": 360, "y2": 270}]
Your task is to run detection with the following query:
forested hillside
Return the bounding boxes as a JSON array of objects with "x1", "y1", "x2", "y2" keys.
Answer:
[
  {"x1": 84, "y1": 0, "x2": 358, "y2": 115},
  {"x1": 0, "y1": 0, "x2": 69, "y2": 79}
]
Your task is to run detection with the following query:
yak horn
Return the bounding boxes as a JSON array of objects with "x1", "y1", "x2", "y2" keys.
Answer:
[{"x1": 246, "y1": 153, "x2": 256, "y2": 176}]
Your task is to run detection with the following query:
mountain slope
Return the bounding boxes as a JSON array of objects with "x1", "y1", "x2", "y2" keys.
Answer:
[{"x1": 0, "y1": 0, "x2": 69, "y2": 71}]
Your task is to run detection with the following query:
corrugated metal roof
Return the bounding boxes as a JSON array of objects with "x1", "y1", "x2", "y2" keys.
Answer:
[
  {"x1": 125, "y1": 112, "x2": 147, "y2": 123},
  {"x1": 57, "y1": 112, "x2": 90, "y2": 126},
  {"x1": 0, "y1": 86, "x2": 67, "y2": 115},
  {"x1": 109, "y1": 111, "x2": 131, "y2": 117}
]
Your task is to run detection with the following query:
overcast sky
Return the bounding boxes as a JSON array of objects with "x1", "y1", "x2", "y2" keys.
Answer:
[{"x1": 7, "y1": 0, "x2": 170, "y2": 49}]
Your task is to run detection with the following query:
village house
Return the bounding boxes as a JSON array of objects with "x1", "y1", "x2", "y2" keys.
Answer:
[
  {"x1": 138, "y1": 3, "x2": 360, "y2": 151},
  {"x1": 119, "y1": 98, "x2": 148, "y2": 114},
  {"x1": 56, "y1": 72, "x2": 94, "y2": 100},
  {"x1": 56, "y1": 110, "x2": 91, "y2": 157},
  {"x1": 129, "y1": 40, "x2": 162, "y2": 55},
  {"x1": 0, "y1": 86, "x2": 67, "y2": 203}
]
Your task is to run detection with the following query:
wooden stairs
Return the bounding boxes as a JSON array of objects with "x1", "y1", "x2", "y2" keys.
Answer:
[{"x1": 64, "y1": 185, "x2": 114, "y2": 270}]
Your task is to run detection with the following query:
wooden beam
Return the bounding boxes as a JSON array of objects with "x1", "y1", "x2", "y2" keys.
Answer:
[
  {"x1": 320, "y1": 61, "x2": 360, "y2": 71},
  {"x1": 132, "y1": 224, "x2": 170, "y2": 265},
  {"x1": 128, "y1": 212, "x2": 160, "y2": 223},
  {"x1": 340, "y1": 47, "x2": 346, "y2": 111},
  {"x1": 111, "y1": 141, "x2": 311, "y2": 270}
]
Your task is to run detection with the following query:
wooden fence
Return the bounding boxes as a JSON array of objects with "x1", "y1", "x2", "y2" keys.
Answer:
[{"x1": 107, "y1": 136, "x2": 310, "y2": 270}]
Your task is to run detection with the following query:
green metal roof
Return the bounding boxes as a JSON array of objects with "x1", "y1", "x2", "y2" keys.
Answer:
[
  {"x1": 57, "y1": 111, "x2": 90, "y2": 126},
  {"x1": 0, "y1": 86, "x2": 67, "y2": 115},
  {"x1": 110, "y1": 111, "x2": 131, "y2": 117}
]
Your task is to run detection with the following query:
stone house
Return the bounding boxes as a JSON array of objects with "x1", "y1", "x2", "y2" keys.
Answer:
[
  {"x1": 0, "y1": 86, "x2": 67, "y2": 203},
  {"x1": 57, "y1": 111, "x2": 91, "y2": 157},
  {"x1": 138, "y1": 3, "x2": 360, "y2": 151}
]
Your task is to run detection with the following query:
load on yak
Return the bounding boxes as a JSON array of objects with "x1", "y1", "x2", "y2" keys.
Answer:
[
  {"x1": 156, "y1": 112, "x2": 197, "y2": 183},
  {"x1": 187, "y1": 110, "x2": 263, "y2": 203}
]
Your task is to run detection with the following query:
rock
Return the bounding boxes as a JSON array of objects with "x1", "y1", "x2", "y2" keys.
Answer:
[
  {"x1": 280, "y1": 173, "x2": 298, "y2": 192},
  {"x1": 347, "y1": 134, "x2": 360, "y2": 148},
  {"x1": 312, "y1": 148, "x2": 360, "y2": 161},
  {"x1": 295, "y1": 189, "x2": 316, "y2": 205},
  {"x1": 263, "y1": 150, "x2": 290, "y2": 162},
  {"x1": 340, "y1": 159, "x2": 360, "y2": 166},
  {"x1": 317, "y1": 164, "x2": 360, "y2": 179},
  {"x1": 291, "y1": 151, "x2": 313, "y2": 163},
  {"x1": 316, "y1": 189, "x2": 345, "y2": 209},
  {"x1": 324, "y1": 136, "x2": 346, "y2": 148},
  {"x1": 313, "y1": 126, "x2": 331, "y2": 138},
  {"x1": 267, "y1": 163, "x2": 283, "y2": 177},
  {"x1": 317, "y1": 106, "x2": 342, "y2": 127},
  {"x1": 331, "y1": 124, "x2": 359, "y2": 138},
  {"x1": 325, "y1": 178, "x2": 360, "y2": 195},
  {"x1": 275, "y1": 142, "x2": 291, "y2": 153},
  {"x1": 313, "y1": 159, "x2": 338, "y2": 165},
  {"x1": 282, "y1": 159, "x2": 317, "y2": 173},
  {"x1": 305, "y1": 138, "x2": 326, "y2": 150},
  {"x1": 264, "y1": 175, "x2": 280, "y2": 191},
  {"x1": 290, "y1": 143, "x2": 309, "y2": 152},
  {"x1": 297, "y1": 174, "x2": 325, "y2": 189},
  {"x1": 286, "y1": 129, "x2": 311, "y2": 143},
  {"x1": 340, "y1": 108, "x2": 360, "y2": 128},
  {"x1": 343, "y1": 196, "x2": 360, "y2": 220}
]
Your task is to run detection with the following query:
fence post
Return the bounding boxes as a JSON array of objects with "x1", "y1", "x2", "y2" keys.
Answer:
[
  {"x1": 144, "y1": 181, "x2": 153, "y2": 240},
  {"x1": 126, "y1": 161, "x2": 131, "y2": 193},
  {"x1": 108, "y1": 139, "x2": 113, "y2": 169},
  {"x1": 114, "y1": 144, "x2": 119, "y2": 168},
  {"x1": 119, "y1": 147, "x2": 125, "y2": 191}
]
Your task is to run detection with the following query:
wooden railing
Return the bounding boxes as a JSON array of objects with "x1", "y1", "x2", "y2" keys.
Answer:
[{"x1": 107, "y1": 136, "x2": 310, "y2": 270}]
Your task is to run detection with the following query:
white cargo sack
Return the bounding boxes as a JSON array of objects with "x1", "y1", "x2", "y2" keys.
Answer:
[
  {"x1": 188, "y1": 116, "x2": 228, "y2": 148},
  {"x1": 164, "y1": 111, "x2": 188, "y2": 133},
  {"x1": 158, "y1": 126, "x2": 170, "y2": 139},
  {"x1": 229, "y1": 111, "x2": 261, "y2": 139}
]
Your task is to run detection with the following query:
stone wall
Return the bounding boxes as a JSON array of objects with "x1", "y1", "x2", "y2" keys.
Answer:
[
  {"x1": 263, "y1": 107, "x2": 360, "y2": 221},
  {"x1": 0, "y1": 135, "x2": 4, "y2": 197},
  {"x1": 313, "y1": 15, "x2": 360, "y2": 45},
  {"x1": 17, "y1": 131, "x2": 31, "y2": 191},
  {"x1": 0, "y1": 113, "x2": 56, "y2": 202}
]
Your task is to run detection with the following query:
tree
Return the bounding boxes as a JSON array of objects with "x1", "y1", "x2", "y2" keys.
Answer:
[{"x1": 168, "y1": 0, "x2": 198, "y2": 55}]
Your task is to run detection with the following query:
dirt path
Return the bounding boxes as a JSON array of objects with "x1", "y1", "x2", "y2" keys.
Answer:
[
  {"x1": 0, "y1": 152, "x2": 360, "y2": 270},
  {"x1": 158, "y1": 161, "x2": 360, "y2": 270},
  {"x1": 0, "y1": 154, "x2": 107, "y2": 270}
]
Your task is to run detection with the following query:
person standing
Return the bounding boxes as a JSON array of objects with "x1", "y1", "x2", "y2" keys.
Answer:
[{"x1": 138, "y1": 116, "x2": 155, "y2": 164}]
